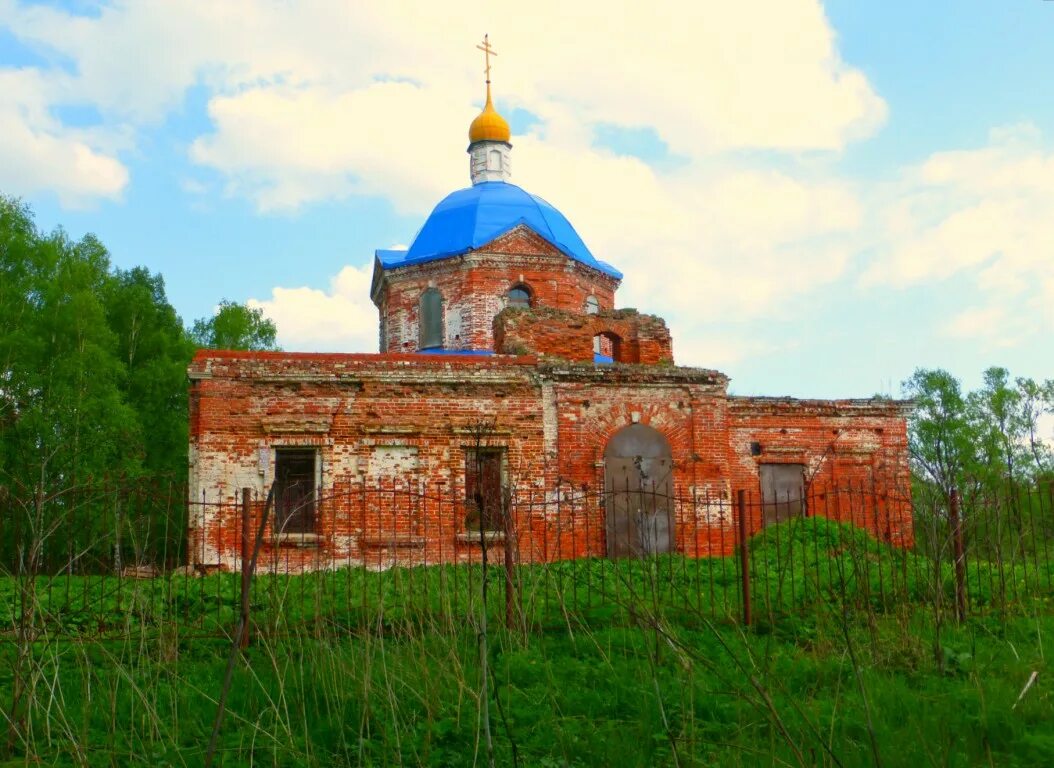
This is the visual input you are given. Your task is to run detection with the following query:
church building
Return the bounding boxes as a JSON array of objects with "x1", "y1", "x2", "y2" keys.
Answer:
[{"x1": 188, "y1": 44, "x2": 913, "y2": 571}]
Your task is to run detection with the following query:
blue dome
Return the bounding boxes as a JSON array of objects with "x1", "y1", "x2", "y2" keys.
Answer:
[{"x1": 376, "y1": 182, "x2": 622, "y2": 279}]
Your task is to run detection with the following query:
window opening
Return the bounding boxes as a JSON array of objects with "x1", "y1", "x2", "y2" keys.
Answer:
[
  {"x1": 420, "y1": 288, "x2": 443, "y2": 348},
  {"x1": 275, "y1": 448, "x2": 317, "y2": 534},
  {"x1": 585, "y1": 295, "x2": 600, "y2": 314},
  {"x1": 593, "y1": 331, "x2": 620, "y2": 363},
  {"x1": 465, "y1": 449, "x2": 506, "y2": 531},
  {"x1": 507, "y1": 285, "x2": 531, "y2": 309}
]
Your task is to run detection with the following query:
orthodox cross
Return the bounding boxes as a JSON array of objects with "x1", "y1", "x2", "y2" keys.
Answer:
[{"x1": 476, "y1": 34, "x2": 497, "y2": 84}]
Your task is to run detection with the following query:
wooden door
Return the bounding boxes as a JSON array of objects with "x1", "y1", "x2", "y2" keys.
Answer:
[
  {"x1": 759, "y1": 463, "x2": 804, "y2": 526},
  {"x1": 604, "y1": 425, "x2": 674, "y2": 557}
]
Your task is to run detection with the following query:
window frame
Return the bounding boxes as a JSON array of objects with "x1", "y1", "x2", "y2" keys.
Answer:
[
  {"x1": 487, "y1": 148, "x2": 503, "y2": 171},
  {"x1": 464, "y1": 448, "x2": 508, "y2": 532},
  {"x1": 273, "y1": 447, "x2": 319, "y2": 535},
  {"x1": 419, "y1": 287, "x2": 444, "y2": 349}
]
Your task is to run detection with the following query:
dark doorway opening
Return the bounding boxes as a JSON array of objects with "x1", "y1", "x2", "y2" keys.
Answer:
[
  {"x1": 465, "y1": 449, "x2": 506, "y2": 531},
  {"x1": 274, "y1": 448, "x2": 317, "y2": 534}
]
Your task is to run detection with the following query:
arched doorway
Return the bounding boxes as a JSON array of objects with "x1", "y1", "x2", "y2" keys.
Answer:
[{"x1": 604, "y1": 424, "x2": 674, "y2": 557}]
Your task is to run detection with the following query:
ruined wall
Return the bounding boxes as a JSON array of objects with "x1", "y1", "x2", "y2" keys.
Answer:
[
  {"x1": 728, "y1": 397, "x2": 914, "y2": 546},
  {"x1": 189, "y1": 351, "x2": 549, "y2": 571},
  {"x1": 374, "y1": 226, "x2": 619, "y2": 353},
  {"x1": 494, "y1": 307, "x2": 674, "y2": 364},
  {"x1": 189, "y1": 351, "x2": 914, "y2": 571},
  {"x1": 540, "y1": 364, "x2": 734, "y2": 558}
]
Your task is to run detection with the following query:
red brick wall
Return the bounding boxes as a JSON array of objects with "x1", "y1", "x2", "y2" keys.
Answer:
[
  {"x1": 188, "y1": 352, "x2": 913, "y2": 570},
  {"x1": 189, "y1": 351, "x2": 548, "y2": 570},
  {"x1": 543, "y1": 368, "x2": 734, "y2": 558},
  {"x1": 727, "y1": 397, "x2": 914, "y2": 546},
  {"x1": 374, "y1": 226, "x2": 620, "y2": 353},
  {"x1": 494, "y1": 307, "x2": 674, "y2": 364}
]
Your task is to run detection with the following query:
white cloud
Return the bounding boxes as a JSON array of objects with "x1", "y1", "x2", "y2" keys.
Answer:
[
  {"x1": 675, "y1": 335, "x2": 787, "y2": 371},
  {"x1": 0, "y1": 69, "x2": 128, "y2": 205},
  {"x1": 190, "y1": 81, "x2": 468, "y2": 213},
  {"x1": 248, "y1": 264, "x2": 377, "y2": 352},
  {"x1": 862, "y1": 123, "x2": 1054, "y2": 347},
  {"x1": 2, "y1": 0, "x2": 883, "y2": 211}
]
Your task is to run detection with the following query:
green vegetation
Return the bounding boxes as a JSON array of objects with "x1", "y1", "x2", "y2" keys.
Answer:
[
  {"x1": 5, "y1": 608, "x2": 1054, "y2": 766},
  {"x1": 0, "y1": 198, "x2": 276, "y2": 569},
  {"x1": 904, "y1": 367, "x2": 1054, "y2": 498},
  {"x1": 3, "y1": 520, "x2": 1054, "y2": 766},
  {"x1": 4, "y1": 517, "x2": 1052, "y2": 639},
  {"x1": 189, "y1": 298, "x2": 279, "y2": 352}
]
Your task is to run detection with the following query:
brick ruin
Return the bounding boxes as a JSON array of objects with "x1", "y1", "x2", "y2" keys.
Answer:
[
  {"x1": 188, "y1": 81, "x2": 913, "y2": 572},
  {"x1": 188, "y1": 348, "x2": 912, "y2": 571}
]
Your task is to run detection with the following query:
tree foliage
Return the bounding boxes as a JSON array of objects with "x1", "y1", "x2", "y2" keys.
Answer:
[
  {"x1": 2, "y1": 199, "x2": 137, "y2": 490},
  {"x1": 903, "y1": 366, "x2": 1054, "y2": 497},
  {"x1": 0, "y1": 198, "x2": 201, "y2": 565},
  {"x1": 190, "y1": 299, "x2": 279, "y2": 351},
  {"x1": 1, "y1": 198, "x2": 288, "y2": 569}
]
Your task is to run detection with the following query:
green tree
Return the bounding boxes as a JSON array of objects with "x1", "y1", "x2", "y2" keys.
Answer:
[
  {"x1": 0, "y1": 197, "x2": 198, "y2": 569},
  {"x1": 0, "y1": 200, "x2": 137, "y2": 489},
  {"x1": 901, "y1": 368, "x2": 980, "y2": 498},
  {"x1": 104, "y1": 267, "x2": 196, "y2": 477},
  {"x1": 191, "y1": 300, "x2": 279, "y2": 351},
  {"x1": 1014, "y1": 376, "x2": 1054, "y2": 478},
  {"x1": 966, "y1": 367, "x2": 1026, "y2": 489}
]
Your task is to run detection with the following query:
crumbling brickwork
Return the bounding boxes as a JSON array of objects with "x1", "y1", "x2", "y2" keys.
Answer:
[
  {"x1": 189, "y1": 351, "x2": 913, "y2": 571},
  {"x1": 728, "y1": 397, "x2": 915, "y2": 547},
  {"x1": 372, "y1": 226, "x2": 619, "y2": 353},
  {"x1": 494, "y1": 306, "x2": 674, "y2": 364},
  {"x1": 191, "y1": 193, "x2": 912, "y2": 571}
]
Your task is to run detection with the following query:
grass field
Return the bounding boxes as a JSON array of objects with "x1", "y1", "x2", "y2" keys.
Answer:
[{"x1": 2, "y1": 519, "x2": 1053, "y2": 766}]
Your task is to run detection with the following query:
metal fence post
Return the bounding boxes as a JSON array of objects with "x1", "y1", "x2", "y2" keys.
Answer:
[
  {"x1": 240, "y1": 488, "x2": 252, "y2": 649},
  {"x1": 503, "y1": 487, "x2": 517, "y2": 630},
  {"x1": 737, "y1": 489, "x2": 751, "y2": 626},
  {"x1": 949, "y1": 487, "x2": 966, "y2": 623}
]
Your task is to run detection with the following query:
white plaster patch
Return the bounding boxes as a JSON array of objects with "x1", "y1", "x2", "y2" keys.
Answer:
[
  {"x1": 368, "y1": 446, "x2": 419, "y2": 477},
  {"x1": 445, "y1": 306, "x2": 464, "y2": 345},
  {"x1": 541, "y1": 382, "x2": 558, "y2": 462},
  {"x1": 696, "y1": 497, "x2": 733, "y2": 525}
]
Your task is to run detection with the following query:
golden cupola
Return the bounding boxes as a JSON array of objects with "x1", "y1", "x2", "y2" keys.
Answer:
[
  {"x1": 469, "y1": 83, "x2": 511, "y2": 144},
  {"x1": 467, "y1": 35, "x2": 512, "y2": 185}
]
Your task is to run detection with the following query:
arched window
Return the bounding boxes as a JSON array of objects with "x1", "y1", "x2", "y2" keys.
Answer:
[
  {"x1": 584, "y1": 295, "x2": 600, "y2": 314},
  {"x1": 594, "y1": 331, "x2": 621, "y2": 364},
  {"x1": 419, "y1": 288, "x2": 443, "y2": 349},
  {"x1": 507, "y1": 285, "x2": 531, "y2": 309},
  {"x1": 487, "y1": 148, "x2": 503, "y2": 171}
]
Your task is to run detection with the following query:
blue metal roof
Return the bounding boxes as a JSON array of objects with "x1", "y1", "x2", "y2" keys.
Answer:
[
  {"x1": 416, "y1": 348, "x2": 495, "y2": 356},
  {"x1": 376, "y1": 182, "x2": 622, "y2": 279}
]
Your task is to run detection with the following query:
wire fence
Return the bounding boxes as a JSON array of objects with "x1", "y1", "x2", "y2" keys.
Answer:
[{"x1": 2, "y1": 477, "x2": 1053, "y2": 642}]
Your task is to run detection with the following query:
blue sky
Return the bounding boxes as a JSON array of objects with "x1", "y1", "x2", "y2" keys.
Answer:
[{"x1": 1, "y1": 0, "x2": 1052, "y2": 402}]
